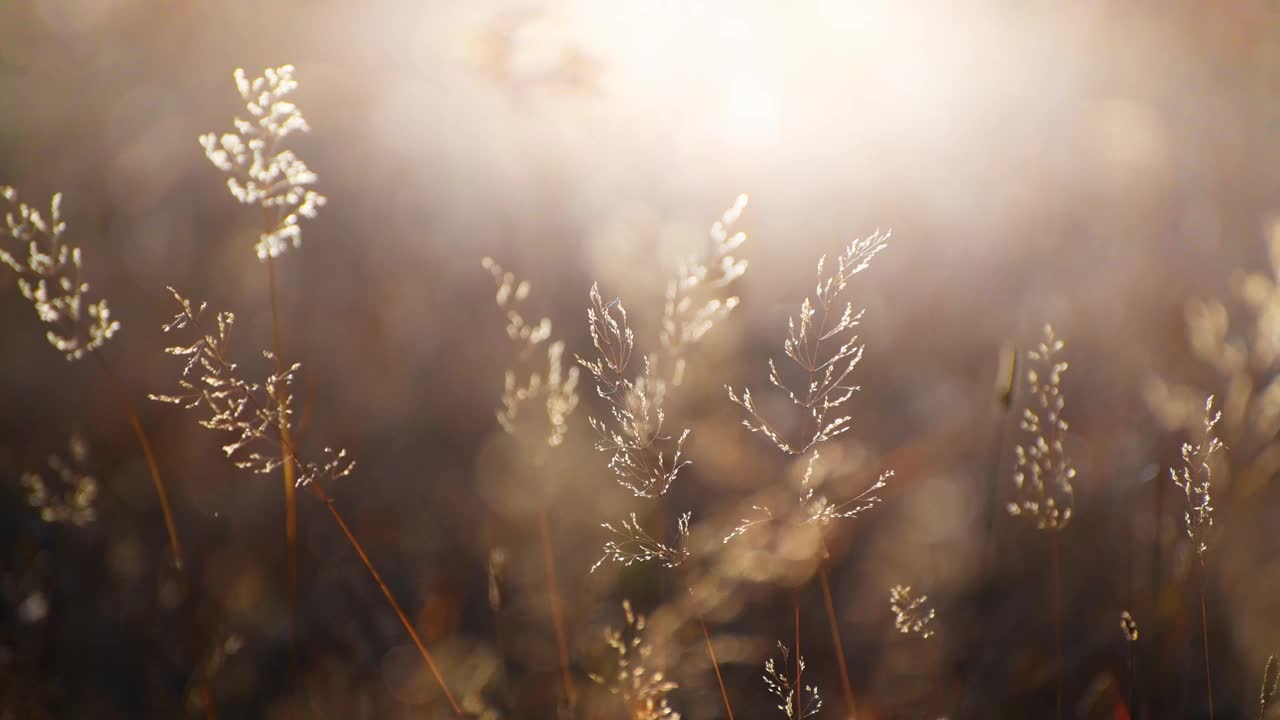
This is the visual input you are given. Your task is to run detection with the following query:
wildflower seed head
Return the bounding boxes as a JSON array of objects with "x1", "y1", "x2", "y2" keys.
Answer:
[
  {"x1": 889, "y1": 585, "x2": 936, "y2": 639},
  {"x1": 578, "y1": 284, "x2": 691, "y2": 498},
  {"x1": 199, "y1": 65, "x2": 326, "y2": 261},
  {"x1": 21, "y1": 435, "x2": 97, "y2": 527},
  {"x1": 728, "y1": 229, "x2": 889, "y2": 457},
  {"x1": 1120, "y1": 610, "x2": 1139, "y2": 642},
  {"x1": 763, "y1": 641, "x2": 822, "y2": 718},
  {"x1": 1170, "y1": 395, "x2": 1224, "y2": 559},
  {"x1": 591, "y1": 511, "x2": 691, "y2": 573},
  {"x1": 483, "y1": 258, "x2": 580, "y2": 447},
  {"x1": 150, "y1": 287, "x2": 354, "y2": 487},
  {"x1": 1, "y1": 187, "x2": 120, "y2": 360},
  {"x1": 590, "y1": 600, "x2": 681, "y2": 720},
  {"x1": 1007, "y1": 324, "x2": 1075, "y2": 531}
]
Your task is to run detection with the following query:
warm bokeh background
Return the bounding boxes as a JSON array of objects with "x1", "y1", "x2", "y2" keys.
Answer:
[{"x1": 3, "y1": 1, "x2": 1280, "y2": 718}]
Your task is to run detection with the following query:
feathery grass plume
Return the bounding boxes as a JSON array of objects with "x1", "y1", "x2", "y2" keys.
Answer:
[
  {"x1": 1007, "y1": 324, "x2": 1075, "y2": 531},
  {"x1": 481, "y1": 257, "x2": 581, "y2": 706},
  {"x1": 727, "y1": 229, "x2": 888, "y2": 455},
  {"x1": 579, "y1": 283, "x2": 691, "y2": 498},
  {"x1": 21, "y1": 435, "x2": 97, "y2": 527},
  {"x1": 722, "y1": 231, "x2": 894, "y2": 542},
  {"x1": 153, "y1": 286, "x2": 463, "y2": 715},
  {"x1": 149, "y1": 288, "x2": 354, "y2": 487},
  {"x1": 1261, "y1": 655, "x2": 1279, "y2": 719},
  {"x1": 591, "y1": 511, "x2": 691, "y2": 573},
  {"x1": 482, "y1": 257, "x2": 580, "y2": 446},
  {"x1": 2, "y1": 184, "x2": 183, "y2": 569},
  {"x1": 764, "y1": 642, "x2": 822, "y2": 719},
  {"x1": 1120, "y1": 611, "x2": 1139, "y2": 642},
  {"x1": 650, "y1": 194, "x2": 749, "y2": 401},
  {"x1": 1171, "y1": 396, "x2": 1224, "y2": 559},
  {"x1": 199, "y1": 65, "x2": 326, "y2": 261},
  {"x1": 589, "y1": 600, "x2": 681, "y2": 720},
  {"x1": 888, "y1": 585, "x2": 936, "y2": 639},
  {"x1": 1145, "y1": 222, "x2": 1280, "y2": 496},
  {"x1": 0, "y1": 186, "x2": 119, "y2": 360}
]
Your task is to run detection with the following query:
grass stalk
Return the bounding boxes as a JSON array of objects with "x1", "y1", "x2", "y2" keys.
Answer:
[
  {"x1": 310, "y1": 483, "x2": 463, "y2": 716},
  {"x1": 818, "y1": 561, "x2": 856, "y2": 720},
  {"x1": 1051, "y1": 532, "x2": 1063, "y2": 720},
  {"x1": 536, "y1": 508, "x2": 576, "y2": 706},
  {"x1": 697, "y1": 603, "x2": 735, "y2": 720},
  {"x1": 94, "y1": 352, "x2": 184, "y2": 570},
  {"x1": 795, "y1": 601, "x2": 803, "y2": 702},
  {"x1": 94, "y1": 352, "x2": 216, "y2": 717},
  {"x1": 1199, "y1": 562, "x2": 1215, "y2": 720},
  {"x1": 264, "y1": 256, "x2": 301, "y2": 671}
]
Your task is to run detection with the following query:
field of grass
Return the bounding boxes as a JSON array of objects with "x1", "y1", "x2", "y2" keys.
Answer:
[{"x1": 3, "y1": 2, "x2": 1280, "y2": 719}]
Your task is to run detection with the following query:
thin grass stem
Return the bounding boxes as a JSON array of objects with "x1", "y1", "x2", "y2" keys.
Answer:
[
  {"x1": 1051, "y1": 532, "x2": 1063, "y2": 720},
  {"x1": 697, "y1": 602, "x2": 735, "y2": 720},
  {"x1": 310, "y1": 483, "x2": 463, "y2": 716},
  {"x1": 1200, "y1": 563, "x2": 1215, "y2": 720},
  {"x1": 264, "y1": 256, "x2": 301, "y2": 674},
  {"x1": 536, "y1": 508, "x2": 576, "y2": 706},
  {"x1": 818, "y1": 563, "x2": 856, "y2": 720}
]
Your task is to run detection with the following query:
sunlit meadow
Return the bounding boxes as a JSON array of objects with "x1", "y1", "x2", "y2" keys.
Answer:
[{"x1": 3, "y1": 2, "x2": 1280, "y2": 719}]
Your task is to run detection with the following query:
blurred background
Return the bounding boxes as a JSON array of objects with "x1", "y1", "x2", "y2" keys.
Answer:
[{"x1": 2, "y1": 0, "x2": 1280, "y2": 717}]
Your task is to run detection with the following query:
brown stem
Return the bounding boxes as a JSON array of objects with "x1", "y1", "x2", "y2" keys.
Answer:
[
  {"x1": 95, "y1": 353, "x2": 184, "y2": 570},
  {"x1": 1051, "y1": 533, "x2": 1063, "y2": 720},
  {"x1": 819, "y1": 563, "x2": 856, "y2": 720},
  {"x1": 1199, "y1": 564, "x2": 1215, "y2": 720},
  {"x1": 95, "y1": 353, "x2": 216, "y2": 717},
  {"x1": 536, "y1": 508, "x2": 575, "y2": 706},
  {"x1": 264, "y1": 257, "x2": 300, "y2": 672},
  {"x1": 691, "y1": 592, "x2": 735, "y2": 720},
  {"x1": 202, "y1": 681, "x2": 216, "y2": 720},
  {"x1": 310, "y1": 483, "x2": 463, "y2": 716},
  {"x1": 795, "y1": 601, "x2": 803, "y2": 706}
]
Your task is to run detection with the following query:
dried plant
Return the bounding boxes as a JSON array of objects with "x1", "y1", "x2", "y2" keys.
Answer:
[
  {"x1": 723, "y1": 232, "x2": 893, "y2": 541},
  {"x1": 591, "y1": 511, "x2": 690, "y2": 573},
  {"x1": 0, "y1": 186, "x2": 119, "y2": 360},
  {"x1": 1171, "y1": 395, "x2": 1224, "y2": 559},
  {"x1": 727, "y1": 230, "x2": 888, "y2": 456},
  {"x1": 482, "y1": 257, "x2": 581, "y2": 705},
  {"x1": 650, "y1": 194, "x2": 750, "y2": 401},
  {"x1": 1120, "y1": 610, "x2": 1139, "y2": 642},
  {"x1": 21, "y1": 435, "x2": 97, "y2": 527},
  {"x1": 149, "y1": 288, "x2": 354, "y2": 487},
  {"x1": 1261, "y1": 655, "x2": 1279, "y2": 720},
  {"x1": 589, "y1": 600, "x2": 681, "y2": 720},
  {"x1": 1145, "y1": 222, "x2": 1280, "y2": 496},
  {"x1": 1, "y1": 184, "x2": 182, "y2": 567},
  {"x1": 482, "y1": 257, "x2": 580, "y2": 447},
  {"x1": 888, "y1": 585, "x2": 935, "y2": 639},
  {"x1": 1007, "y1": 324, "x2": 1075, "y2": 531},
  {"x1": 579, "y1": 283, "x2": 691, "y2": 499},
  {"x1": 199, "y1": 65, "x2": 326, "y2": 261},
  {"x1": 764, "y1": 642, "x2": 822, "y2": 719}
]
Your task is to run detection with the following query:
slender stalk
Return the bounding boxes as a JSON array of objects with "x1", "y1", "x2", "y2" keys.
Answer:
[
  {"x1": 1146, "y1": 466, "x2": 1164, "y2": 720},
  {"x1": 696, "y1": 603, "x2": 735, "y2": 720},
  {"x1": 310, "y1": 483, "x2": 463, "y2": 716},
  {"x1": 795, "y1": 602, "x2": 803, "y2": 702},
  {"x1": 94, "y1": 352, "x2": 184, "y2": 570},
  {"x1": 818, "y1": 563, "x2": 856, "y2": 720},
  {"x1": 202, "y1": 682, "x2": 216, "y2": 720},
  {"x1": 1199, "y1": 562, "x2": 1215, "y2": 720},
  {"x1": 536, "y1": 508, "x2": 575, "y2": 706},
  {"x1": 94, "y1": 352, "x2": 215, "y2": 717},
  {"x1": 264, "y1": 257, "x2": 300, "y2": 670},
  {"x1": 1051, "y1": 533, "x2": 1063, "y2": 720}
]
